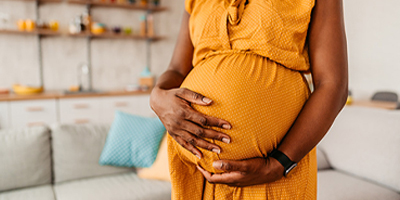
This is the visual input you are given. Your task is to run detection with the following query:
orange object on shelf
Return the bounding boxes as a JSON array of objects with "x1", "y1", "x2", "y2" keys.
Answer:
[
  {"x1": 17, "y1": 20, "x2": 26, "y2": 31},
  {"x1": 25, "y1": 19, "x2": 35, "y2": 32},
  {"x1": 49, "y1": 20, "x2": 59, "y2": 31}
]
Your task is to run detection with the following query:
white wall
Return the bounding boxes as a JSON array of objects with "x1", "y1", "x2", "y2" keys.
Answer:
[
  {"x1": 343, "y1": 0, "x2": 400, "y2": 100},
  {"x1": 0, "y1": 0, "x2": 399, "y2": 100}
]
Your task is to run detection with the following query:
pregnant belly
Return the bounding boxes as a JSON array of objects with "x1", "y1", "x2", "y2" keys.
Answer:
[{"x1": 175, "y1": 52, "x2": 310, "y2": 173}]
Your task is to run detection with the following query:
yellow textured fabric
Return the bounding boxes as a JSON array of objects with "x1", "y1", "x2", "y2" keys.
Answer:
[{"x1": 167, "y1": 0, "x2": 317, "y2": 199}]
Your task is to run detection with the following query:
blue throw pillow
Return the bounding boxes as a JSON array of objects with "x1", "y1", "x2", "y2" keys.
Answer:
[{"x1": 99, "y1": 111, "x2": 166, "y2": 168}]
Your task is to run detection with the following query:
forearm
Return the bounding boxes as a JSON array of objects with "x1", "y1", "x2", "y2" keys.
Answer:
[
  {"x1": 154, "y1": 69, "x2": 186, "y2": 90},
  {"x1": 277, "y1": 82, "x2": 348, "y2": 163}
]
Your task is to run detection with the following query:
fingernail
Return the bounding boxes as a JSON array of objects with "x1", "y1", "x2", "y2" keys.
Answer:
[
  {"x1": 202, "y1": 97, "x2": 212, "y2": 104},
  {"x1": 212, "y1": 148, "x2": 221, "y2": 154},
  {"x1": 196, "y1": 155, "x2": 201, "y2": 159},
  {"x1": 222, "y1": 138, "x2": 231, "y2": 144},
  {"x1": 212, "y1": 161, "x2": 221, "y2": 169},
  {"x1": 222, "y1": 124, "x2": 231, "y2": 129}
]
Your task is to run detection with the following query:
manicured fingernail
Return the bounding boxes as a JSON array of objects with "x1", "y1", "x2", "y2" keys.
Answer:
[
  {"x1": 196, "y1": 155, "x2": 201, "y2": 159},
  {"x1": 212, "y1": 161, "x2": 222, "y2": 169},
  {"x1": 222, "y1": 138, "x2": 230, "y2": 144},
  {"x1": 212, "y1": 148, "x2": 221, "y2": 154},
  {"x1": 202, "y1": 97, "x2": 212, "y2": 104},
  {"x1": 222, "y1": 124, "x2": 231, "y2": 129}
]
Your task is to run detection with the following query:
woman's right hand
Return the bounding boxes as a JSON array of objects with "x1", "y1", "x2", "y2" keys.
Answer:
[{"x1": 150, "y1": 87, "x2": 232, "y2": 159}]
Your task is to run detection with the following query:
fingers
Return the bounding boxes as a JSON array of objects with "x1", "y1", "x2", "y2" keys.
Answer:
[
  {"x1": 180, "y1": 120, "x2": 231, "y2": 144},
  {"x1": 212, "y1": 160, "x2": 250, "y2": 172},
  {"x1": 178, "y1": 129, "x2": 222, "y2": 154},
  {"x1": 175, "y1": 88, "x2": 213, "y2": 105},
  {"x1": 185, "y1": 109, "x2": 232, "y2": 131},
  {"x1": 196, "y1": 165, "x2": 243, "y2": 185},
  {"x1": 174, "y1": 135, "x2": 203, "y2": 159}
]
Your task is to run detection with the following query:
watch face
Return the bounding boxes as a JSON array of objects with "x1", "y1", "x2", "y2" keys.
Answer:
[{"x1": 285, "y1": 163, "x2": 298, "y2": 176}]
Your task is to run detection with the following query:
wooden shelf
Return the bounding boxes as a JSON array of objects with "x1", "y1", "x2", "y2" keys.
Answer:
[
  {"x1": 67, "y1": 0, "x2": 167, "y2": 12},
  {"x1": 0, "y1": 29, "x2": 61, "y2": 36},
  {"x1": 1, "y1": 0, "x2": 62, "y2": 2},
  {"x1": 0, "y1": 89, "x2": 152, "y2": 102},
  {"x1": 69, "y1": 31, "x2": 164, "y2": 41}
]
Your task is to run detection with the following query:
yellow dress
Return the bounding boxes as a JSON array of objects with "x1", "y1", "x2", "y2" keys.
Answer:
[{"x1": 167, "y1": 0, "x2": 317, "y2": 199}]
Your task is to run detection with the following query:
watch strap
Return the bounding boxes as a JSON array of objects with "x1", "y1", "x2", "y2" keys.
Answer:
[{"x1": 268, "y1": 149, "x2": 296, "y2": 177}]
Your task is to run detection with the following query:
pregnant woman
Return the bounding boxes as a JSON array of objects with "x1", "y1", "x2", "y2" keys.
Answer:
[{"x1": 150, "y1": 0, "x2": 348, "y2": 199}]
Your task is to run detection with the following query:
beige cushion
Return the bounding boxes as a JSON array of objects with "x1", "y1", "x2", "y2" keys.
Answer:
[
  {"x1": 51, "y1": 124, "x2": 134, "y2": 183},
  {"x1": 317, "y1": 147, "x2": 331, "y2": 170},
  {"x1": 0, "y1": 127, "x2": 51, "y2": 192},
  {"x1": 0, "y1": 185, "x2": 55, "y2": 200},
  {"x1": 138, "y1": 134, "x2": 171, "y2": 181},
  {"x1": 54, "y1": 173, "x2": 171, "y2": 200},
  {"x1": 319, "y1": 106, "x2": 400, "y2": 192},
  {"x1": 318, "y1": 170, "x2": 400, "y2": 200}
]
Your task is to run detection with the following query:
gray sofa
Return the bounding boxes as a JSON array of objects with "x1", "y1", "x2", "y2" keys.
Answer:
[
  {"x1": 0, "y1": 106, "x2": 399, "y2": 200},
  {"x1": 317, "y1": 106, "x2": 400, "y2": 200},
  {"x1": 0, "y1": 125, "x2": 171, "y2": 200}
]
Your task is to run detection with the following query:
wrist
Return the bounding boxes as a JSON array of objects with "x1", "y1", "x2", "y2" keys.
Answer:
[{"x1": 263, "y1": 156, "x2": 285, "y2": 180}]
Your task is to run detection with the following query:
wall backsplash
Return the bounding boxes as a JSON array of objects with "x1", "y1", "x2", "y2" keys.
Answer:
[
  {"x1": 0, "y1": 0, "x2": 182, "y2": 91},
  {"x1": 0, "y1": 0, "x2": 399, "y2": 100}
]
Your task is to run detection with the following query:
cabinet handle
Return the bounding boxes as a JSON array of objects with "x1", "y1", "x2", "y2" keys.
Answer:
[
  {"x1": 27, "y1": 122, "x2": 45, "y2": 127},
  {"x1": 26, "y1": 107, "x2": 44, "y2": 112},
  {"x1": 75, "y1": 119, "x2": 90, "y2": 124},
  {"x1": 115, "y1": 102, "x2": 128, "y2": 107},
  {"x1": 74, "y1": 104, "x2": 89, "y2": 109}
]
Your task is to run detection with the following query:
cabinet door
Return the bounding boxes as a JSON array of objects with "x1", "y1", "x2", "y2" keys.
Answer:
[
  {"x1": 101, "y1": 95, "x2": 156, "y2": 124},
  {"x1": 10, "y1": 99, "x2": 58, "y2": 128},
  {"x1": 0, "y1": 102, "x2": 10, "y2": 129},
  {"x1": 59, "y1": 98, "x2": 101, "y2": 125}
]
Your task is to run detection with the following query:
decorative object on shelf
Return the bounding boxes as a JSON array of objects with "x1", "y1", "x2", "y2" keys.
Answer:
[
  {"x1": 12, "y1": 84, "x2": 44, "y2": 95},
  {"x1": 91, "y1": 22, "x2": 106, "y2": 34},
  {"x1": 140, "y1": 14, "x2": 146, "y2": 37},
  {"x1": 49, "y1": 20, "x2": 59, "y2": 31},
  {"x1": 25, "y1": 19, "x2": 36, "y2": 32},
  {"x1": 17, "y1": 19, "x2": 26, "y2": 31},
  {"x1": 123, "y1": 26, "x2": 132, "y2": 35},
  {"x1": 112, "y1": 26, "x2": 121, "y2": 34},
  {"x1": 139, "y1": 66, "x2": 154, "y2": 90},
  {"x1": 147, "y1": 13, "x2": 154, "y2": 37}
]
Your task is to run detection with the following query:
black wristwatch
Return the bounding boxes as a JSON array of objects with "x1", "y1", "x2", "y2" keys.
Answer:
[{"x1": 268, "y1": 149, "x2": 297, "y2": 177}]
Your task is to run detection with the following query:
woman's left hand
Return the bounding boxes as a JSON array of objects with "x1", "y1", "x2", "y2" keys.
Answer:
[{"x1": 196, "y1": 156, "x2": 285, "y2": 187}]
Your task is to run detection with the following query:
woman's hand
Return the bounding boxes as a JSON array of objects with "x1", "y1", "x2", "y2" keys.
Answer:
[
  {"x1": 196, "y1": 156, "x2": 285, "y2": 187},
  {"x1": 150, "y1": 87, "x2": 232, "y2": 159}
]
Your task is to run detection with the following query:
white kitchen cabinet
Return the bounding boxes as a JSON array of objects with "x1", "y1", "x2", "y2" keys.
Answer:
[
  {"x1": 100, "y1": 95, "x2": 156, "y2": 124},
  {"x1": 9, "y1": 99, "x2": 58, "y2": 128},
  {"x1": 59, "y1": 97, "x2": 101, "y2": 125},
  {"x1": 0, "y1": 102, "x2": 10, "y2": 129}
]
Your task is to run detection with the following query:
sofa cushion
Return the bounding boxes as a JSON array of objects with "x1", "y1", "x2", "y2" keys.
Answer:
[
  {"x1": 0, "y1": 126, "x2": 51, "y2": 192},
  {"x1": 318, "y1": 170, "x2": 400, "y2": 200},
  {"x1": 318, "y1": 106, "x2": 400, "y2": 192},
  {"x1": 317, "y1": 147, "x2": 331, "y2": 170},
  {"x1": 99, "y1": 111, "x2": 166, "y2": 168},
  {"x1": 54, "y1": 172, "x2": 171, "y2": 200},
  {"x1": 51, "y1": 124, "x2": 134, "y2": 183},
  {"x1": 0, "y1": 185, "x2": 55, "y2": 200}
]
